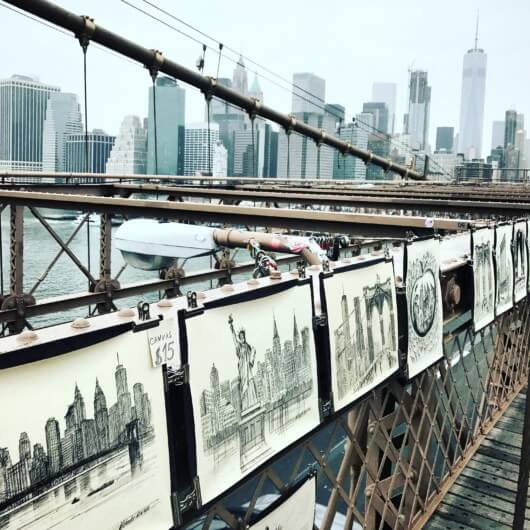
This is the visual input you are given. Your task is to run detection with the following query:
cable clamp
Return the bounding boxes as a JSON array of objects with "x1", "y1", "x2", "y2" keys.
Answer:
[
  {"x1": 77, "y1": 16, "x2": 96, "y2": 51},
  {"x1": 283, "y1": 114, "x2": 297, "y2": 135},
  {"x1": 146, "y1": 49, "x2": 164, "y2": 81},
  {"x1": 201, "y1": 76, "x2": 217, "y2": 102}
]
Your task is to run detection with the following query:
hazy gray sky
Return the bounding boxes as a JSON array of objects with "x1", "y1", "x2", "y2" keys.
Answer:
[{"x1": 1, "y1": 0, "x2": 529, "y2": 153}]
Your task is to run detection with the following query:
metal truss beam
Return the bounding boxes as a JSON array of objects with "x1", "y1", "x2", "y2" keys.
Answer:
[{"x1": 0, "y1": 190, "x2": 471, "y2": 237}]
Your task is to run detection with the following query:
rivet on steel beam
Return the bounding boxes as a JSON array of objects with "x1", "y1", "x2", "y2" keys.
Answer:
[
  {"x1": 269, "y1": 270, "x2": 282, "y2": 280},
  {"x1": 157, "y1": 298, "x2": 174, "y2": 308},
  {"x1": 246, "y1": 278, "x2": 259, "y2": 287},
  {"x1": 71, "y1": 318, "x2": 90, "y2": 329},
  {"x1": 118, "y1": 307, "x2": 135, "y2": 318},
  {"x1": 16, "y1": 328, "x2": 38, "y2": 343},
  {"x1": 221, "y1": 284, "x2": 235, "y2": 293}
]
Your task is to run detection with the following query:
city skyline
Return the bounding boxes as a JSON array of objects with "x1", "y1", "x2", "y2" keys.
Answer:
[{"x1": 0, "y1": 1, "x2": 527, "y2": 156}]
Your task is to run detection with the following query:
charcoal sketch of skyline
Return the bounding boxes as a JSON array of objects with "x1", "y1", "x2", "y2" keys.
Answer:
[
  {"x1": 495, "y1": 224, "x2": 514, "y2": 315},
  {"x1": 200, "y1": 312, "x2": 313, "y2": 471},
  {"x1": 188, "y1": 285, "x2": 320, "y2": 504},
  {"x1": 406, "y1": 239, "x2": 443, "y2": 378},
  {"x1": 0, "y1": 332, "x2": 172, "y2": 530},
  {"x1": 513, "y1": 221, "x2": 528, "y2": 303},
  {"x1": 325, "y1": 261, "x2": 399, "y2": 411},
  {"x1": 473, "y1": 228, "x2": 495, "y2": 331}
]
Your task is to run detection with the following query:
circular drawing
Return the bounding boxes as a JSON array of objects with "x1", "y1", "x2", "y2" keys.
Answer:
[{"x1": 410, "y1": 268, "x2": 437, "y2": 337}]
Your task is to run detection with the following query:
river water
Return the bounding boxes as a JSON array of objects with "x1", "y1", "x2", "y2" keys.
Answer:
[{"x1": 0, "y1": 210, "x2": 226, "y2": 329}]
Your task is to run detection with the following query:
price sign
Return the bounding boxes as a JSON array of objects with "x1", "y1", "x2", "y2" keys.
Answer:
[{"x1": 147, "y1": 319, "x2": 179, "y2": 368}]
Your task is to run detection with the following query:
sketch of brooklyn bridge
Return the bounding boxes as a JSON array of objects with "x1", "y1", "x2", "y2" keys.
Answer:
[
  {"x1": 0, "y1": 358, "x2": 153, "y2": 519},
  {"x1": 474, "y1": 239, "x2": 494, "y2": 316},
  {"x1": 199, "y1": 312, "x2": 314, "y2": 472},
  {"x1": 333, "y1": 274, "x2": 397, "y2": 401}
]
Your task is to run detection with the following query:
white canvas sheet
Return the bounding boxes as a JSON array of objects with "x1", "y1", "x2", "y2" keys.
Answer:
[
  {"x1": 472, "y1": 228, "x2": 495, "y2": 331},
  {"x1": 513, "y1": 220, "x2": 528, "y2": 303},
  {"x1": 495, "y1": 223, "x2": 514, "y2": 315},
  {"x1": 0, "y1": 330, "x2": 172, "y2": 530},
  {"x1": 406, "y1": 238, "x2": 444, "y2": 378},
  {"x1": 248, "y1": 475, "x2": 316, "y2": 530},
  {"x1": 187, "y1": 283, "x2": 320, "y2": 504},
  {"x1": 323, "y1": 260, "x2": 399, "y2": 412}
]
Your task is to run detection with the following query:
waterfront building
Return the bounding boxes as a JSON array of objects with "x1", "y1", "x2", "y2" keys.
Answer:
[
  {"x1": 42, "y1": 92, "x2": 83, "y2": 173},
  {"x1": 147, "y1": 76, "x2": 185, "y2": 175},
  {"x1": 0, "y1": 75, "x2": 59, "y2": 171},
  {"x1": 106, "y1": 115, "x2": 147, "y2": 175},
  {"x1": 184, "y1": 122, "x2": 221, "y2": 176},
  {"x1": 64, "y1": 130, "x2": 115, "y2": 174}
]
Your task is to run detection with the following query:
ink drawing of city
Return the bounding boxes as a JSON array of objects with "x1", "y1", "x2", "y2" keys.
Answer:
[
  {"x1": 513, "y1": 221, "x2": 527, "y2": 303},
  {"x1": 406, "y1": 238, "x2": 444, "y2": 378},
  {"x1": 495, "y1": 224, "x2": 514, "y2": 316},
  {"x1": 187, "y1": 284, "x2": 320, "y2": 503},
  {"x1": 0, "y1": 331, "x2": 172, "y2": 530},
  {"x1": 473, "y1": 228, "x2": 495, "y2": 331},
  {"x1": 324, "y1": 260, "x2": 399, "y2": 412}
]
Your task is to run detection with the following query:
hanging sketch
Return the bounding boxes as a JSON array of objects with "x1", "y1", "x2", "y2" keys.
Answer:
[
  {"x1": 406, "y1": 238, "x2": 444, "y2": 378},
  {"x1": 248, "y1": 475, "x2": 316, "y2": 530},
  {"x1": 322, "y1": 259, "x2": 399, "y2": 412},
  {"x1": 513, "y1": 220, "x2": 528, "y2": 303},
  {"x1": 186, "y1": 282, "x2": 320, "y2": 504},
  {"x1": 472, "y1": 227, "x2": 495, "y2": 331},
  {"x1": 0, "y1": 330, "x2": 173, "y2": 530},
  {"x1": 495, "y1": 223, "x2": 514, "y2": 315}
]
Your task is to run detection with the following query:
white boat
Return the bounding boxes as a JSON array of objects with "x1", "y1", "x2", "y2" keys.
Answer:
[{"x1": 73, "y1": 213, "x2": 101, "y2": 227}]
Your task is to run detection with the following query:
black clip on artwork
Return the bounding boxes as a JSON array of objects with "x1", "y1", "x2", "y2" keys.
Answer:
[
  {"x1": 137, "y1": 301, "x2": 151, "y2": 321},
  {"x1": 187, "y1": 291, "x2": 198, "y2": 309},
  {"x1": 322, "y1": 260, "x2": 330, "y2": 273},
  {"x1": 297, "y1": 260, "x2": 306, "y2": 278}
]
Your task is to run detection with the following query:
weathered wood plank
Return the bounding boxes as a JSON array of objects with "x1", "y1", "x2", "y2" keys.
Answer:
[
  {"x1": 476, "y1": 444, "x2": 520, "y2": 465},
  {"x1": 442, "y1": 491, "x2": 515, "y2": 526},
  {"x1": 465, "y1": 458, "x2": 519, "y2": 484},
  {"x1": 436, "y1": 498, "x2": 512, "y2": 529}
]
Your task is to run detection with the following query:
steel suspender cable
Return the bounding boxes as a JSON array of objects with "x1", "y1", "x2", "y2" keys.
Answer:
[
  {"x1": 79, "y1": 29, "x2": 92, "y2": 314},
  {"x1": 151, "y1": 76, "x2": 159, "y2": 176},
  {"x1": 207, "y1": 97, "x2": 212, "y2": 175},
  {"x1": 251, "y1": 117, "x2": 256, "y2": 178}
]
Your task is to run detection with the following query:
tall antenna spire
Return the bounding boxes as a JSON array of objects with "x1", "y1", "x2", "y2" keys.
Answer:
[{"x1": 474, "y1": 10, "x2": 479, "y2": 50}]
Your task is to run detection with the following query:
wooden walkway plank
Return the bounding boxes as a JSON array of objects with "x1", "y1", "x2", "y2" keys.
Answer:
[{"x1": 427, "y1": 389, "x2": 530, "y2": 528}]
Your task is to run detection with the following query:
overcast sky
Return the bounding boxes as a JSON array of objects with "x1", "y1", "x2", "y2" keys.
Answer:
[{"x1": 1, "y1": 0, "x2": 529, "y2": 153}]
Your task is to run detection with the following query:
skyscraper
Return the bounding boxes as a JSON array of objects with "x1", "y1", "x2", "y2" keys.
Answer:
[
  {"x1": 505, "y1": 110, "x2": 518, "y2": 148},
  {"x1": 42, "y1": 92, "x2": 83, "y2": 173},
  {"x1": 372, "y1": 83, "x2": 397, "y2": 134},
  {"x1": 277, "y1": 73, "x2": 334, "y2": 178},
  {"x1": 403, "y1": 70, "x2": 431, "y2": 151},
  {"x1": 436, "y1": 127, "x2": 454, "y2": 152},
  {"x1": 184, "y1": 122, "x2": 221, "y2": 176},
  {"x1": 491, "y1": 121, "x2": 505, "y2": 149},
  {"x1": 45, "y1": 418, "x2": 62, "y2": 474},
  {"x1": 94, "y1": 379, "x2": 110, "y2": 452},
  {"x1": 292, "y1": 73, "x2": 326, "y2": 114},
  {"x1": 232, "y1": 56, "x2": 249, "y2": 96},
  {"x1": 0, "y1": 75, "x2": 59, "y2": 171},
  {"x1": 457, "y1": 19, "x2": 487, "y2": 158},
  {"x1": 147, "y1": 76, "x2": 185, "y2": 175},
  {"x1": 64, "y1": 130, "x2": 115, "y2": 174},
  {"x1": 363, "y1": 102, "x2": 389, "y2": 134},
  {"x1": 106, "y1": 115, "x2": 147, "y2": 174},
  {"x1": 332, "y1": 114, "x2": 370, "y2": 180},
  {"x1": 115, "y1": 359, "x2": 132, "y2": 435}
]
